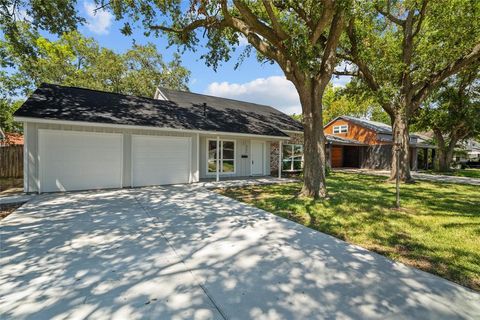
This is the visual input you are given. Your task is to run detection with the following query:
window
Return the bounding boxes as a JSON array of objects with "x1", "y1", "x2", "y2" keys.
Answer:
[
  {"x1": 282, "y1": 144, "x2": 303, "y2": 172},
  {"x1": 208, "y1": 139, "x2": 235, "y2": 173},
  {"x1": 333, "y1": 125, "x2": 348, "y2": 134}
]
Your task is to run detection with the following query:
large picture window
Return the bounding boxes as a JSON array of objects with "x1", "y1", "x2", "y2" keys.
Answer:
[
  {"x1": 282, "y1": 144, "x2": 303, "y2": 172},
  {"x1": 208, "y1": 139, "x2": 235, "y2": 173}
]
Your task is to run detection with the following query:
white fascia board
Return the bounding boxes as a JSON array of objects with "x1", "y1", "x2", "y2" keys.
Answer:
[
  {"x1": 14, "y1": 116, "x2": 291, "y2": 140},
  {"x1": 154, "y1": 87, "x2": 168, "y2": 100},
  {"x1": 282, "y1": 130, "x2": 303, "y2": 135}
]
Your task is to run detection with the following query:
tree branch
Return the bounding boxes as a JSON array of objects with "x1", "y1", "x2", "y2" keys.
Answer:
[
  {"x1": 311, "y1": 0, "x2": 334, "y2": 44},
  {"x1": 290, "y1": 4, "x2": 315, "y2": 30},
  {"x1": 149, "y1": 17, "x2": 222, "y2": 35},
  {"x1": 413, "y1": 42, "x2": 480, "y2": 105},
  {"x1": 317, "y1": 9, "x2": 345, "y2": 87},
  {"x1": 261, "y1": 0, "x2": 289, "y2": 40},
  {"x1": 233, "y1": 0, "x2": 283, "y2": 47},
  {"x1": 333, "y1": 70, "x2": 358, "y2": 76},
  {"x1": 346, "y1": 19, "x2": 381, "y2": 92},
  {"x1": 413, "y1": 0, "x2": 428, "y2": 37},
  {"x1": 375, "y1": 2, "x2": 405, "y2": 26}
]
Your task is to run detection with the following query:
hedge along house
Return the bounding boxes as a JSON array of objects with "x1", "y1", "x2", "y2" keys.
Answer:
[
  {"x1": 323, "y1": 115, "x2": 436, "y2": 170},
  {"x1": 14, "y1": 83, "x2": 303, "y2": 193}
]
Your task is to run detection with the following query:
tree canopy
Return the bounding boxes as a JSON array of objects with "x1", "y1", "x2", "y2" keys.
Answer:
[
  {"x1": 322, "y1": 82, "x2": 389, "y2": 124},
  {"x1": 0, "y1": 27, "x2": 190, "y2": 132},
  {"x1": 413, "y1": 67, "x2": 480, "y2": 171},
  {"x1": 1, "y1": 27, "x2": 190, "y2": 97},
  {"x1": 339, "y1": 0, "x2": 480, "y2": 181}
]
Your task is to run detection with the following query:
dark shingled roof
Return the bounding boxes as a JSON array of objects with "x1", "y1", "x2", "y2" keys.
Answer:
[
  {"x1": 338, "y1": 115, "x2": 392, "y2": 134},
  {"x1": 14, "y1": 83, "x2": 303, "y2": 137},
  {"x1": 326, "y1": 134, "x2": 368, "y2": 146}
]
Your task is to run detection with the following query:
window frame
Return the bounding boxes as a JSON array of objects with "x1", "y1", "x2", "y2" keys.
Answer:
[
  {"x1": 206, "y1": 139, "x2": 236, "y2": 175},
  {"x1": 333, "y1": 124, "x2": 348, "y2": 134},
  {"x1": 282, "y1": 143, "x2": 303, "y2": 172}
]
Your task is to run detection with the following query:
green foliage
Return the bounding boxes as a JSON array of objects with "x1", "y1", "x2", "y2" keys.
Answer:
[
  {"x1": 0, "y1": 26, "x2": 190, "y2": 132},
  {"x1": 106, "y1": 0, "x2": 352, "y2": 77},
  {"x1": 322, "y1": 83, "x2": 390, "y2": 124},
  {"x1": 2, "y1": 28, "x2": 190, "y2": 97},
  {"x1": 0, "y1": 0, "x2": 83, "y2": 59},
  {"x1": 344, "y1": 0, "x2": 480, "y2": 111},
  {"x1": 0, "y1": 99, "x2": 23, "y2": 132},
  {"x1": 414, "y1": 68, "x2": 480, "y2": 146},
  {"x1": 290, "y1": 113, "x2": 303, "y2": 123}
]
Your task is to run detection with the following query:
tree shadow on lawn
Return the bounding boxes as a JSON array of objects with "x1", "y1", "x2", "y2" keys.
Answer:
[{"x1": 219, "y1": 173, "x2": 480, "y2": 291}]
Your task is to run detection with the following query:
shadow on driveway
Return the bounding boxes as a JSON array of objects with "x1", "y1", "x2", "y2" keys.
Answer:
[{"x1": 1, "y1": 186, "x2": 479, "y2": 319}]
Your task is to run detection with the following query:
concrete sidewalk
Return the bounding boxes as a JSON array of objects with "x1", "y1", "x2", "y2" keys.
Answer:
[
  {"x1": 336, "y1": 168, "x2": 480, "y2": 185},
  {"x1": 1, "y1": 187, "x2": 479, "y2": 319}
]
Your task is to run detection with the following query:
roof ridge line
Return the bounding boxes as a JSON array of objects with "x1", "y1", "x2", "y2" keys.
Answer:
[
  {"x1": 158, "y1": 86, "x2": 278, "y2": 110},
  {"x1": 40, "y1": 82, "x2": 160, "y2": 101}
]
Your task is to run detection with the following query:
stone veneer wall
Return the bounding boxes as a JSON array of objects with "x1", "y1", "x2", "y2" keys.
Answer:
[{"x1": 270, "y1": 133, "x2": 304, "y2": 174}]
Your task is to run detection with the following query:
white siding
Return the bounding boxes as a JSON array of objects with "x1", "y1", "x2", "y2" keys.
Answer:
[
  {"x1": 23, "y1": 121, "x2": 279, "y2": 192},
  {"x1": 199, "y1": 135, "x2": 273, "y2": 179},
  {"x1": 24, "y1": 122, "x2": 199, "y2": 193}
]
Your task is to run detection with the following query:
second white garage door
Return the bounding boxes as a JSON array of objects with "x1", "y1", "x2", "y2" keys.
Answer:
[{"x1": 131, "y1": 135, "x2": 191, "y2": 187}]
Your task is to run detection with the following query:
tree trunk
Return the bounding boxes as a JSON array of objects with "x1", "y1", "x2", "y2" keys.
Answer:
[
  {"x1": 433, "y1": 128, "x2": 457, "y2": 172},
  {"x1": 437, "y1": 139, "x2": 457, "y2": 172},
  {"x1": 298, "y1": 80, "x2": 327, "y2": 198},
  {"x1": 389, "y1": 108, "x2": 414, "y2": 182}
]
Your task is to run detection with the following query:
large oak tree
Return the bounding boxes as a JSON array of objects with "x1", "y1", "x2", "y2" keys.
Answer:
[
  {"x1": 338, "y1": 0, "x2": 480, "y2": 182},
  {"x1": 414, "y1": 67, "x2": 480, "y2": 171},
  {"x1": 106, "y1": 0, "x2": 352, "y2": 198}
]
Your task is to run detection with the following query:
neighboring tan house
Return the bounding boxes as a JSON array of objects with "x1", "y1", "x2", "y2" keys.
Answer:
[
  {"x1": 14, "y1": 83, "x2": 303, "y2": 193},
  {"x1": 456, "y1": 139, "x2": 480, "y2": 162},
  {"x1": 322, "y1": 116, "x2": 435, "y2": 170}
]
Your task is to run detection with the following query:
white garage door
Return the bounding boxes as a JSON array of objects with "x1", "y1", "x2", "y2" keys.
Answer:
[
  {"x1": 132, "y1": 135, "x2": 191, "y2": 187},
  {"x1": 39, "y1": 130, "x2": 123, "y2": 192}
]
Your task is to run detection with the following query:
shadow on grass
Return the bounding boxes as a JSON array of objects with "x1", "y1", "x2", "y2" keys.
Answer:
[{"x1": 218, "y1": 172, "x2": 480, "y2": 291}]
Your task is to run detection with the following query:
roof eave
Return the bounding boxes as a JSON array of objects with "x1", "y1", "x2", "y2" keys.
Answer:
[{"x1": 14, "y1": 116, "x2": 291, "y2": 140}]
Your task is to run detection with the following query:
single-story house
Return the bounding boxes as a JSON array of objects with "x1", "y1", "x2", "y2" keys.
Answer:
[
  {"x1": 322, "y1": 116, "x2": 436, "y2": 170},
  {"x1": 14, "y1": 83, "x2": 303, "y2": 193}
]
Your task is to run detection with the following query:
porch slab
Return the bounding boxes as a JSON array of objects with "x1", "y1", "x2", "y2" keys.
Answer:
[{"x1": 197, "y1": 176, "x2": 298, "y2": 189}]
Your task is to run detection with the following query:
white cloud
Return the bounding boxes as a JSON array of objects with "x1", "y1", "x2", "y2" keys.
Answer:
[
  {"x1": 205, "y1": 74, "x2": 352, "y2": 115},
  {"x1": 332, "y1": 75, "x2": 351, "y2": 88},
  {"x1": 237, "y1": 34, "x2": 249, "y2": 46},
  {"x1": 205, "y1": 76, "x2": 301, "y2": 115},
  {"x1": 83, "y1": 1, "x2": 112, "y2": 35}
]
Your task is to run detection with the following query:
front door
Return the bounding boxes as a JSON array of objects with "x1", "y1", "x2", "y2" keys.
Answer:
[{"x1": 251, "y1": 141, "x2": 264, "y2": 175}]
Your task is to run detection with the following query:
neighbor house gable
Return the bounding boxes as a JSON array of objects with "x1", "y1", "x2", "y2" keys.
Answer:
[{"x1": 324, "y1": 118, "x2": 381, "y2": 145}]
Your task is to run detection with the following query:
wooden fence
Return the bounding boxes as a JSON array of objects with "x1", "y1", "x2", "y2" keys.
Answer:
[{"x1": 0, "y1": 145, "x2": 23, "y2": 178}]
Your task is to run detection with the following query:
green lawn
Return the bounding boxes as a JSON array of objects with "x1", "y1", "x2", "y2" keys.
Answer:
[
  {"x1": 217, "y1": 172, "x2": 480, "y2": 291},
  {"x1": 420, "y1": 168, "x2": 480, "y2": 179}
]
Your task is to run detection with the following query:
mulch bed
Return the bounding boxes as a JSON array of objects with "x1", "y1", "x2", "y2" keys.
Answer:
[{"x1": 0, "y1": 202, "x2": 24, "y2": 220}]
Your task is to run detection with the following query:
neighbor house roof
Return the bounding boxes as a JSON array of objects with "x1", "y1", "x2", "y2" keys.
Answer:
[
  {"x1": 326, "y1": 115, "x2": 420, "y2": 139},
  {"x1": 325, "y1": 134, "x2": 368, "y2": 146},
  {"x1": 0, "y1": 132, "x2": 24, "y2": 146},
  {"x1": 326, "y1": 115, "x2": 392, "y2": 134},
  {"x1": 14, "y1": 83, "x2": 303, "y2": 138}
]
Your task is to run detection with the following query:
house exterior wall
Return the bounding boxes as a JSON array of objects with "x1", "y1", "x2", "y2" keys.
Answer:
[
  {"x1": 363, "y1": 145, "x2": 392, "y2": 169},
  {"x1": 270, "y1": 132, "x2": 303, "y2": 174},
  {"x1": 198, "y1": 135, "x2": 272, "y2": 179},
  {"x1": 324, "y1": 119, "x2": 383, "y2": 145},
  {"x1": 23, "y1": 121, "x2": 199, "y2": 193}
]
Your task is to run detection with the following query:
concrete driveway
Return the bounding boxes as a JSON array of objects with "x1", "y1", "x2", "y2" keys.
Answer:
[{"x1": 1, "y1": 186, "x2": 479, "y2": 319}]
